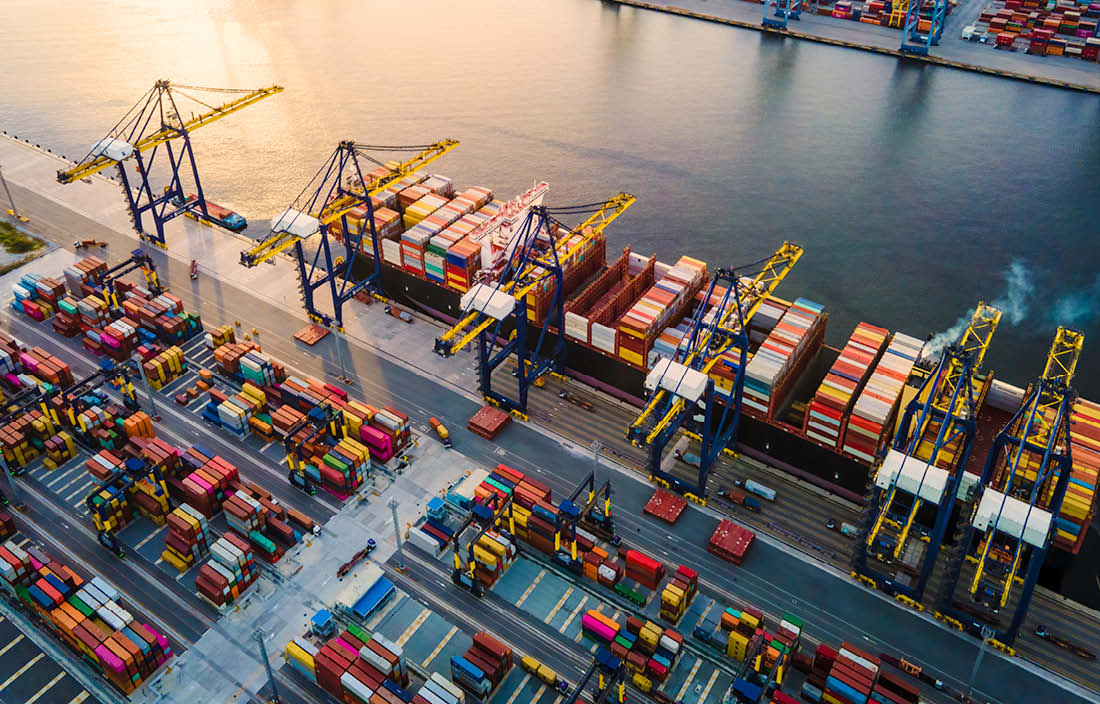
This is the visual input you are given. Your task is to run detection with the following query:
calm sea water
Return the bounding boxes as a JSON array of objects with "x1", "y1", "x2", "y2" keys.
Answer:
[
  {"x1": 1, "y1": 0, "x2": 1098, "y2": 596},
  {"x1": 3, "y1": 0, "x2": 1098, "y2": 395}
]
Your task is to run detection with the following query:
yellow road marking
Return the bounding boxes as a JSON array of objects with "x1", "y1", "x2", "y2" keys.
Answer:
[
  {"x1": 397, "y1": 608, "x2": 431, "y2": 647},
  {"x1": 515, "y1": 570, "x2": 545, "y2": 608},
  {"x1": 0, "y1": 653, "x2": 44, "y2": 691},
  {"x1": 675, "y1": 658, "x2": 702, "y2": 701},
  {"x1": 560, "y1": 595, "x2": 589, "y2": 634},
  {"x1": 544, "y1": 587, "x2": 573, "y2": 623},
  {"x1": 26, "y1": 671, "x2": 66, "y2": 704},
  {"x1": 67, "y1": 693, "x2": 90, "y2": 704},
  {"x1": 505, "y1": 674, "x2": 532, "y2": 704},
  {"x1": 422, "y1": 626, "x2": 458, "y2": 667},
  {"x1": 699, "y1": 669, "x2": 720, "y2": 703},
  {"x1": 0, "y1": 635, "x2": 24, "y2": 658}
]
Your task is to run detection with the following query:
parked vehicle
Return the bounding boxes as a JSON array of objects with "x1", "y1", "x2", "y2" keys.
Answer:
[
  {"x1": 718, "y1": 487, "x2": 761, "y2": 513},
  {"x1": 430, "y1": 417, "x2": 452, "y2": 448}
]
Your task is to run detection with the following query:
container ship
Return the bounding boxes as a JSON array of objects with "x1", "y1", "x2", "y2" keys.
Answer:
[{"x1": 328, "y1": 167, "x2": 1097, "y2": 562}]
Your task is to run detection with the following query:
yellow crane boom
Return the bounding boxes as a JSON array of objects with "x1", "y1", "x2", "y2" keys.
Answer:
[
  {"x1": 57, "y1": 82, "x2": 284, "y2": 184},
  {"x1": 240, "y1": 139, "x2": 459, "y2": 268},
  {"x1": 434, "y1": 193, "x2": 636, "y2": 356},
  {"x1": 629, "y1": 242, "x2": 803, "y2": 445}
]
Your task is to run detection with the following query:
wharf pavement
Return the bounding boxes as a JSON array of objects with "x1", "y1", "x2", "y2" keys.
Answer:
[
  {"x1": 0, "y1": 133, "x2": 1098, "y2": 703},
  {"x1": 600, "y1": 0, "x2": 1100, "y2": 93}
]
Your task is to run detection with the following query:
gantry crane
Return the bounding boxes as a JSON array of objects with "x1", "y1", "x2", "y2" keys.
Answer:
[
  {"x1": 626, "y1": 243, "x2": 803, "y2": 501},
  {"x1": 763, "y1": 0, "x2": 802, "y2": 30},
  {"x1": 87, "y1": 248, "x2": 162, "y2": 312},
  {"x1": 937, "y1": 328, "x2": 1083, "y2": 649},
  {"x1": 899, "y1": 0, "x2": 948, "y2": 55},
  {"x1": 433, "y1": 195, "x2": 635, "y2": 417},
  {"x1": 283, "y1": 403, "x2": 346, "y2": 495},
  {"x1": 240, "y1": 140, "x2": 459, "y2": 330},
  {"x1": 729, "y1": 630, "x2": 790, "y2": 703},
  {"x1": 853, "y1": 303, "x2": 1001, "y2": 607},
  {"x1": 56, "y1": 81, "x2": 283, "y2": 247},
  {"x1": 566, "y1": 648, "x2": 626, "y2": 704}
]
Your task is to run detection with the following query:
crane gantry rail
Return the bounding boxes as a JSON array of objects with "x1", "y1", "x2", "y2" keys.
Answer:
[{"x1": 56, "y1": 81, "x2": 283, "y2": 247}]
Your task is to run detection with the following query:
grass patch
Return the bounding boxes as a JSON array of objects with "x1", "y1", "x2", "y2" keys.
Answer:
[{"x1": 0, "y1": 221, "x2": 43, "y2": 254}]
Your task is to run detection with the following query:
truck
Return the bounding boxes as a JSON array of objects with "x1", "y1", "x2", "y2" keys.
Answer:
[
  {"x1": 430, "y1": 417, "x2": 453, "y2": 448},
  {"x1": 743, "y1": 479, "x2": 776, "y2": 502},
  {"x1": 719, "y1": 487, "x2": 761, "y2": 513},
  {"x1": 172, "y1": 193, "x2": 247, "y2": 232},
  {"x1": 520, "y1": 655, "x2": 570, "y2": 693},
  {"x1": 675, "y1": 450, "x2": 701, "y2": 467}
]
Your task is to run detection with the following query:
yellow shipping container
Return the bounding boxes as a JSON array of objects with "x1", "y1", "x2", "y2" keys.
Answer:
[
  {"x1": 728, "y1": 630, "x2": 748, "y2": 659},
  {"x1": 632, "y1": 673, "x2": 653, "y2": 692},
  {"x1": 472, "y1": 545, "x2": 498, "y2": 569},
  {"x1": 286, "y1": 641, "x2": 315, "y2": 672}
]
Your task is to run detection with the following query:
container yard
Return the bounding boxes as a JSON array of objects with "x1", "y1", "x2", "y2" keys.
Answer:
[{"x1": 0, "y1": 63, "x2": 1098, "y2": 704}]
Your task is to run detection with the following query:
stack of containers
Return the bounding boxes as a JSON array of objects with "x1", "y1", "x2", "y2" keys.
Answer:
[
  {"x1": 707, "y1": 519, "x2": 755, "y2": 565},
  {"x1": 1055, "y1": 398, "x2": 1099, "y2": 553},
  {"x1": 742, "y1": 298, "x2": 825, "y2": 418},
  {"x1": 42, "y1": 431, "x2": 77, "y2": 469},
  {"x1": 58, "y1": 573, "x2": 171, "y2": 694},
  {"x1": 85, "y1": 450, "x2": 124, "y2": 481},
  {"x1": 174, "y1": 453, "x2": 239, "y2": 518},
  {"x1": 224, "y1": 490, "x2": 265, "y2": 537},
  {"x1": 801, "y1": 643, "x2": 838, "y2": 703},
  {"x1": 141, "y1": 346, "x2": 185, "y2": 390},
  {"x1": 841, "y1": 333, "x2": 924, "y2": 464},
  {"x1": 444, "y1": 202, "x2": 501, "y2": 292},
  {"x1": 320, "y1": 436, "x2": 370, "y2": 492},
  {"x1": 659, "y1": 565, "x2": 698, "y2": 622},
  {"x1": 51, "y1": 296, "x2": 83, "y2": 337},
  {"x1": 195, "y1": 533, "x2": 257, "y2": 608},
  {"x1": 161, "y1": 504, "x2": 211, "y2": 573},
  {"x1": 416, "y1": 672, "x2": 467, "y2": 704},
  {"x1": 822, "y1": 643, "x2": 880, "y2": 704},
  {"x1": 402, "y1": 193, "x2": 449, "y2": 230},
  {"x1": 616, "y1": 257, "x2": 707, "y2": 369},
  {"x1": 804, "y1": 323, "x2": 889, "y2": 449},
  {"x1": 64, "y1": 257, "x2": 109, "y2": 296},
  {"x1": 451, "y1": 632, "x2": 511, "y2": 700},
  {"x1": 623, "y1": 549, "x2": 665, "y2": 591},
  {"x1": 13, "y1": 273, "x2": 66, "y2": 321},
  {"x1": 470, "y1": 531, "x2": 516, "y2": 586},
  {"x1": 18, "y1": 347, "x2": 75, "y2": 387},
  {"x1": 626, "y1": 616, "x2": 682, "y2": 686},
  {"x1": 87, "y1": 484, "x2": 132, "y2": 534},
  {"x1": 725, "y1": 607, "x2": 764, "y2": 661}
]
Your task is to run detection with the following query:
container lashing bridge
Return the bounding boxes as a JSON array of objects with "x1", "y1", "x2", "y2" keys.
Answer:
[
  {"x1": 852, "y1": 303, "x2": 1001, "y2": 608},
  {"x1": 762, "y1": 0, "x2": 802, "y2": 30},
  {"x1": 56, "y1": 81, "x2": 283, "y2": 248},
  {"x1": 433, "y1": 195, "x2": 635, "y2": 418},
  {"x1": 936, "y1": 327, "x2": 1083, "y2": 650},
  {"x1": 240, "y1": 140, "x2": 459, "y2": 331},
  {"x1": 283, "y1": 403, "x2": 346, "y2": 495},
  {"x1": 626, "y1": 243, "x2": 803, "y2": 501},
  {"x1": 729, "y1": 630, "x2": 789, "y2": 703}
]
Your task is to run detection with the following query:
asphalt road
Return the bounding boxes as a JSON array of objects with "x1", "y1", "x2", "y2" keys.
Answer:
[
  {"x1": 2, "y1": 180, "x2": 1095, "y2": 703},
  {"x1": 0, "y1": 581, "x2": 100, "y2": 704}
]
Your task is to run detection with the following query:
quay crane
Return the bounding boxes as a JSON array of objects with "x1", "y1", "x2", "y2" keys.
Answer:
[
  {"x1": 762, "y1": 0, "x2": 802, "y2": 30},
  {"x1": 56, "y1": 81, "x2": 283, "y2": 247},
  {"x1": 626, "y1": 243, "x2": 802, "y2": 502},
  {"x1": 852, "y1": 303, "x2": 1001, "y2": 608},
  {"x1": 898, "y1": 0, "x2": 948, "y2": 55},
  {"x1": 240, "y1": 140, "x2": 459, "y2": 330},
  {"x1": 433, "y1": 195, "x2": 635, "y2": 418},
  {"x1": 937, "y1": 327, "x2": 1083, "y2": 651}
]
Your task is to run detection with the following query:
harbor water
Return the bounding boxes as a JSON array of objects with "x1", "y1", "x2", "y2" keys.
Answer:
[{"x1": 1, "y1": 0, "x2": 1098, "y2": 595}]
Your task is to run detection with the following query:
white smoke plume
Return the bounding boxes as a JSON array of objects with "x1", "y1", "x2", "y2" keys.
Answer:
[
  {"x1": 1050, "y1": 274, "x2": 1100, "y2": 328},
  {"x1": 921, "y1": 259, "x2": 1035, "y2": 362}
]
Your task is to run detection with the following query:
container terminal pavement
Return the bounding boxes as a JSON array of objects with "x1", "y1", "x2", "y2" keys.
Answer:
[{"x1": 0, "y1": 134, "x2": 1097, "y2": 704}]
